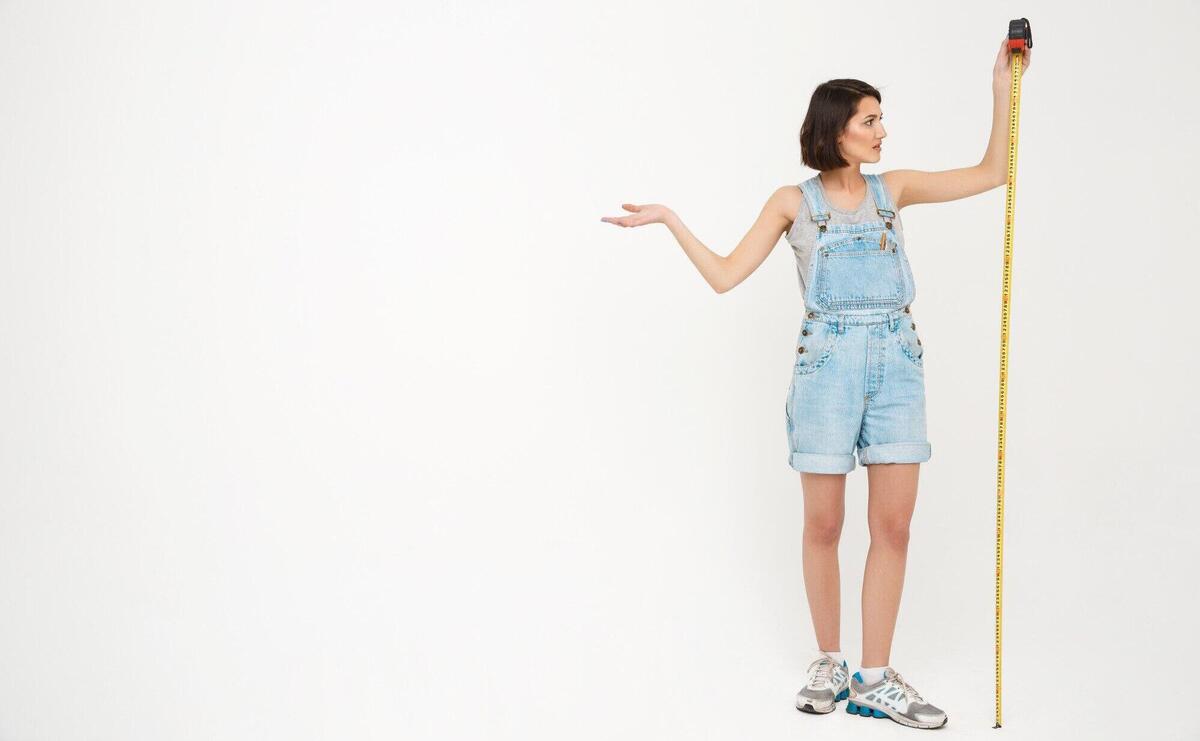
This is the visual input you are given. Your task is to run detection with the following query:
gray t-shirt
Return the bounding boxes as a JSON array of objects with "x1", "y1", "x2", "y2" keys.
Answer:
[{"x1": 783, "y1": 179, "x2": 906, "y2": 297}]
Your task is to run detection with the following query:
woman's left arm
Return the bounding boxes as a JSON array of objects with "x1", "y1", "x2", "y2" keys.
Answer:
[{"x1": 886, "y1": 37, "x2": 1032, "y2": 209}]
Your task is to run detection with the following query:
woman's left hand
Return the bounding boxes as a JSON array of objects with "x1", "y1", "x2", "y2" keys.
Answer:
[{"x1": 992, "y1": 36, "x2": 1031, "y2": 90}]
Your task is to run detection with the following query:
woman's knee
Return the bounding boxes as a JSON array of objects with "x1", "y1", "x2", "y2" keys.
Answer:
[
  {"x1": 868, "y1": 520, "x2": 910, "y2": 548},
  {"x1": 804, "y1": 517, "x2": 844, "y2": 545}
]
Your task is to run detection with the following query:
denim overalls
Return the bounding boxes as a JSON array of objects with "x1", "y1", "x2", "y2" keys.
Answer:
[{"x1": 785, "y1": 172, "x2": 931, "y2": 474}]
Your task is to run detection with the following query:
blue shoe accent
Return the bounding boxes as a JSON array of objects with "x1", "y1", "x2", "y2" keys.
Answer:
[
  {"x1": 846, "y1": 701, "x2": 888, "y2": 719},
  {"x1": 835, "y1": 688, "x2": 849, "y2": 701},
  {"x1": 852, "y1": 671, "x2": 864, "y2": 683}
]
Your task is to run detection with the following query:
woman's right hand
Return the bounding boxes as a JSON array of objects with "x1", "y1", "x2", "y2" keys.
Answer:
[{"x1": 600, "y1": 202, "x2": 675, "y2": 228}]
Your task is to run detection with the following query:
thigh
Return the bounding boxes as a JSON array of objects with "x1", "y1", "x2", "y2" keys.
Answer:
[
  {"x1": 866, "y1": 463, "x2": 920, "y2": 532},
  {"x1": 801, "y1": 472, "x2": 848, "y2": 527}
]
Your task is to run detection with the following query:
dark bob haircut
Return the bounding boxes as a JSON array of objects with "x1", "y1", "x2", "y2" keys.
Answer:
[{"x1": 799, "y1": 79, "x2": 881, "y2": 171}]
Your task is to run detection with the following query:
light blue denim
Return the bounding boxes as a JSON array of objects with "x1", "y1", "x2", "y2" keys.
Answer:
[{"x1": 785, "y1": 173, "x2": 932, "y2": 474}]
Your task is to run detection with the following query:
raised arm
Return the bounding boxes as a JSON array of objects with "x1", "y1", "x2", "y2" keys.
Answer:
[
  {"x1": 600, "y1": 186, "x2": 795, "y2": 294},
  {"x1": 884, "y1": 37, "x2": 1031, "y2": 210}
]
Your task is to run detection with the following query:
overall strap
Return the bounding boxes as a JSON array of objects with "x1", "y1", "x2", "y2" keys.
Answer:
[
  {"x1": 864, "y1": 173, "x2": 896, "y2": 226},
  {"x1": 798, "y1": 176, "x2": 831, "y2": 232}
]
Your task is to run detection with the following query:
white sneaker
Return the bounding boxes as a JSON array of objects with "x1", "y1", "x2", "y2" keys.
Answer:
[
  {"x1": 847, "y1": 666, "x2": 948, "y2": 729},
  {"x1": 795, "y1": 653, "x2": 850, "y2": 714}
]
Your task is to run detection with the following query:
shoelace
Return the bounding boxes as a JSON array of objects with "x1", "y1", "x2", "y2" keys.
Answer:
[
  {"x1": 806, "y1": 657, "x2": 836, "y2": 689},
  {"x1": 886, "y1": 670, "x2": 925, "y2": 703}
]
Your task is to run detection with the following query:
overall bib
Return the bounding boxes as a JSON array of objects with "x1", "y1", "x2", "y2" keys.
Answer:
[{"x1": 785, "y1": 172, "x2": 931, "y2": 474}]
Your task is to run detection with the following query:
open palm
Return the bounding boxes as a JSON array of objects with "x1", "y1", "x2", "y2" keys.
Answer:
[{"x1": 600, "y1": 202, "x2": 672, "y2": 228}]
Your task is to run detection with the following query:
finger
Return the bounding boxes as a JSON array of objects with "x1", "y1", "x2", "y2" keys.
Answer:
[{"x1": 622, "y1": 203, "x2": 641, "y2": 212}]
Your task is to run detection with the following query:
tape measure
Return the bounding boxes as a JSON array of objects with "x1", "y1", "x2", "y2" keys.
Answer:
[{"x1": 995, "y1": 16, "x2": 1031, "y2": 731}]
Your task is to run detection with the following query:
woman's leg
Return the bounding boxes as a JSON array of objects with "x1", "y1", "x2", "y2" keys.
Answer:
[
  {"x1": 861, "y1": 462, "x2": 920, "y2": 666},
  {"x1": 801, "y1": 472, "x2": 847, "y2": 653}
]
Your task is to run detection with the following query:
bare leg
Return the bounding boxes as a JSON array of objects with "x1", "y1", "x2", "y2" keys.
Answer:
[
  {"x1": 861, "y1": 462, "x2": 920, "y2": 667},
  {"x1": 801, "y1": 472, "x2": 847, "y2": 653}
]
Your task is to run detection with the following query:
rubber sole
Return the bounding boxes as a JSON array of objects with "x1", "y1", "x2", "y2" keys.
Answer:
[{"x1": 846, "y1": 699, "x2": 949, "y2": 729}]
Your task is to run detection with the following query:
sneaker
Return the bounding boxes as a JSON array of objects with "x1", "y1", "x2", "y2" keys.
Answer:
[
  {"x1": 795, "y1": 654, "x2": 850, "y2": 714},
  {"x1": 846, "y1": 667, "x2": 948, "y2": 729}
]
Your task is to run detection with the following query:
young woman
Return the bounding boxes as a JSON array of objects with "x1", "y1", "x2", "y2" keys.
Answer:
[{"x1": 601, "y1": 38, "x2": 1030, "y2": 730}]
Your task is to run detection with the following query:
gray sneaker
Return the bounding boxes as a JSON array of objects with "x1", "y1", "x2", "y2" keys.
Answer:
[
  {"x1": 795, "y1": 654, "x2": 850, "y2": 714},
  {"x1": 846, "y1": 666, "x2": 948, "y2": 729}
]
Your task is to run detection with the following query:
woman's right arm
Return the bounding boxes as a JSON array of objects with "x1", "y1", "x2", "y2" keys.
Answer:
[{"x1": 601, "y1": 186, "x2": 795, "y2": 294}]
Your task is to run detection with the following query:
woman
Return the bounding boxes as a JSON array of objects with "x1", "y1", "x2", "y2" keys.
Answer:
[{"x1": 601, "y1": 38, "x2": 1030, "y2": 730}]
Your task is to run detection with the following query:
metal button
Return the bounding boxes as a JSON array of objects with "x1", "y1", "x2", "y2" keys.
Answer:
[
  {"x1": 903, "y1": 306, "x2": 910, "y2": 313},
  {"x1": 801, "y1": 329, "x2": 809, "y2": 336},
  {"x1": 911, "y1": 323, "x2": 916, "y2": 330},
  {"x1": 807, "y1": 311, "x2": 816, "y2": 318},
  {"x1": 797, "y1": 346, "x2": 806, "y2": 354},
  {"x1": 917, "y1": 339, "x2": 921, "y2": 345}
]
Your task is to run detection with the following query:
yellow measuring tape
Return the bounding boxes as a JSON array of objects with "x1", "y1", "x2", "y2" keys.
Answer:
[{"x1": 995, "y1": 17, "x2": 1031, "y2": 731}]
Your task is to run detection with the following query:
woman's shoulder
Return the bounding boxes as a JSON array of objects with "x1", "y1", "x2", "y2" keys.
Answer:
[
  {"x1": 777, "y1": 183, "x2": 811, "y2": 243},
  {"x1": 877, "y1": 171, "x2": 904, "y2": 211},
  {"x1": 777, "y1": 182, "x2": 809, "y2": 209}
]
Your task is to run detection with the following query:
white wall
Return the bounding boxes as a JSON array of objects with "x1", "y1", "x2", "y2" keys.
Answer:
[{"x1": 1, "y1": 1, "x2": 1196, "y2": 739}]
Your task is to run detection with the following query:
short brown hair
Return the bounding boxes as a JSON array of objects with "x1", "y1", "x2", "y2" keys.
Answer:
[{"x1": 799, "y1": 79, "x2": 882, "y2": 171}]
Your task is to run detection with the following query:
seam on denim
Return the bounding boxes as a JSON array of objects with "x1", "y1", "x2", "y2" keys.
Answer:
[{"x1": 897, "y1": 328, "x2": 924, "y2": 368}]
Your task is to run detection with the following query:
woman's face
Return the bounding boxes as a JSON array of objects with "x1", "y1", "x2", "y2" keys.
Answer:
[{"x1": 839, "y1": 97, "x2": 887, "y2": 163}]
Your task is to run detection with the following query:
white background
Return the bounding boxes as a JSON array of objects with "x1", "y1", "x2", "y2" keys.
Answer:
[{"x1": 2, "y1": 1, "x2": 1197, "y2": 740}]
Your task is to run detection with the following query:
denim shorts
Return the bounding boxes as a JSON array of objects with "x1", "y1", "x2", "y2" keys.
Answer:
[{"x1": 784, "y1": 306, "x2": 931, "y2": 473}]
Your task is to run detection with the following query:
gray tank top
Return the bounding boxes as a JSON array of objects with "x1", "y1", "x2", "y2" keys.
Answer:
[{"x1": 783, "y1": 176, "x2": 906, "y2": 297}]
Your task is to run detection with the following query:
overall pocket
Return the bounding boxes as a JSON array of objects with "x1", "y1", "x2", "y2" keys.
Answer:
[
  {"x1": 812, "y1": 233, "x2": 904, "y2": 311},
  {"x1": 794, "y1": 320, "x2": 838, "y2": 377},
  {"x1": 896, "y1": 318, "x2": 924, "y2": 368}
]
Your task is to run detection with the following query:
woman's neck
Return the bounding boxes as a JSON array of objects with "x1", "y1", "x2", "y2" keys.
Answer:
[{"x1": 819, "y1": 167, "x2": 866, "y2": 194}]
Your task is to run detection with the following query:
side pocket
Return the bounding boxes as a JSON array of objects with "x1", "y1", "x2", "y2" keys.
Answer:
[
  {"x1": 794, "y1": 321, "x2": 837, "y2": 376},
  {"x1": 785, "y1": 380, "x2": 795, "y2": 440},
  {"x1": 897, "y1": 319, "x2": 924, "y2": 368}
]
